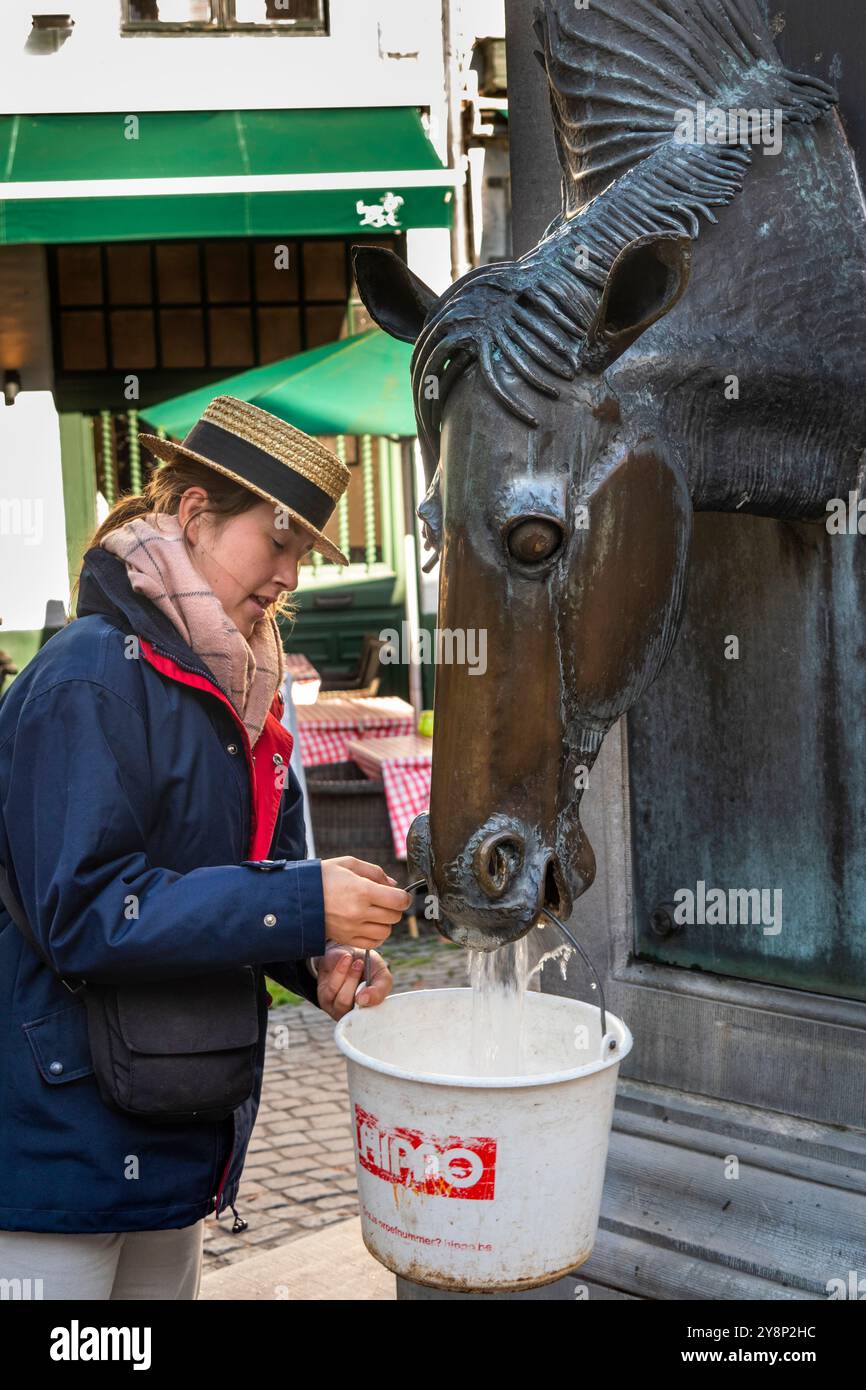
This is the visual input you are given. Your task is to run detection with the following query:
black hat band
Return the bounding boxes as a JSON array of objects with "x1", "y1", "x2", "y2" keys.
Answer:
[{"x1": 183, "y1": 419, "x2": 335, "y2": 531}]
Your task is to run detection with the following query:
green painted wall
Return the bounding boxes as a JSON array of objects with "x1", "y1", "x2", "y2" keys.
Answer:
[
  {"x1": 280, "y1": 572, "x2": 409, "y2": 699},
  {"x1": 58, "y1": 412, "x2": 98, "y2": 596}
]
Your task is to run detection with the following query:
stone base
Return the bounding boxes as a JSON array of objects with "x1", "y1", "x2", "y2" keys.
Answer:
[{"x1": 199, "y1": 1216, "x2": 395, "y2": 1301}]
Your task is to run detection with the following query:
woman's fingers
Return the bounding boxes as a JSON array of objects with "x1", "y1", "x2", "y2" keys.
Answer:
[
  {"x1": 331, "y1": 856, "x2": 396, "y2": 885},
  {"x1": 316, "y1": 946, "x2": 393, "y2": 1016},
  {"x1": 359, "y1": 906, "x2": 406, "y2": 926},
  {"x1": 319, "y1": 949, "x2": 352, "y2": 998},
  {"x1": 320, "y1": 860, "x2": 410, "y2": 950},
  {"x1": 345, "y1": 932, "x2": 390, "y2": 950},
  {"x1": 367, "y1": 881, "x2": 413, "y2": 911},
  {"x1": 347, "y1": 920, "x2": 394, "y2": 946},
  {"x1": 337, "y1": 957, "x2": 366, "y2": 1012},
  {"x1": 318, "y1": 950, "x2": 363, "y2": 1018},
  {"x1": 355, "y1": 958, "x2": 393, "y2": 1008}
]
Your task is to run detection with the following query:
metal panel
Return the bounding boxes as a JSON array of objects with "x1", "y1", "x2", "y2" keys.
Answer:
[
  {"x1": 545, "y1": 716, "x2": 866, "y2": 1129},
  {"x1": 628, "y1": 513, "x2": 866, "y2": 1000}
]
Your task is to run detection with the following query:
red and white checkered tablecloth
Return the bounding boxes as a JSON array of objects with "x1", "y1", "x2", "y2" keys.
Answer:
[
  {"x1": 299, "y1": 723, "x2": 411, "y2": 766},
  {"x1": 283, "y1": 653, "x2": 321, "y2": 705},
  {"x1": 380, "y1": 762, "x2": 432, "y2": 861},
  {"x1": 345, "y1": 735, "x2": 432, "y2": 861},
  {"x1": 284, "y1": 653, "x2": 319, "y2": 681},
  {"x1": 296, "y1": 697, "x2": 415, "y2": 768}
]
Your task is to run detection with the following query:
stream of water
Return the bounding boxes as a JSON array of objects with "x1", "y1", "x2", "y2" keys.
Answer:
[{"x1": 466, "y1": 928, "x2": 576, "y2": 1076}]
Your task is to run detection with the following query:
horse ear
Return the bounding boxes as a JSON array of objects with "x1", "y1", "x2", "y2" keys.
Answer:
[
  {"x1": 351, "y1": 246, "x2": 439, "y2": 344},
  {"x1": 582, "y1": 234, "x2": 692, "y2": 373}
]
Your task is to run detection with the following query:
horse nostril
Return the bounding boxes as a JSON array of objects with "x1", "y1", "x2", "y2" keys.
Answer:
[
  {"x1": 543, "y1": 857, "x2": 566, "y2": 914},
  {"x1": 474, "y1": 831, "x2": 524, "y2": 898}
]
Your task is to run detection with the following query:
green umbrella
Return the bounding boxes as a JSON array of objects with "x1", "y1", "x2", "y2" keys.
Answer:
[{"x1": 140, "y1": 328, "x2": 416, "y2": 439}]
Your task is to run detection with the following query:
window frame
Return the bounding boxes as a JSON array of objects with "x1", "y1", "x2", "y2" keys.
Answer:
[
  {"x1": 120, "y1": 0, "x2": 329, "y2": 37},
  {"x1": 46, "y1": 232, "x2": 405, "y2": 411}
]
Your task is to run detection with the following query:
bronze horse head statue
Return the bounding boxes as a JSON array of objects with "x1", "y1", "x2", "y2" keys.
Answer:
[{"x1": 354, "y1": 0, "x2": 862, "y2": 951}]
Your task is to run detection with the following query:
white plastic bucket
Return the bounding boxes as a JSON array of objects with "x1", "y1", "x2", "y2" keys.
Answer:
[{"x1": 334, "y1": 987, "x2": 633, "y2": 1292}]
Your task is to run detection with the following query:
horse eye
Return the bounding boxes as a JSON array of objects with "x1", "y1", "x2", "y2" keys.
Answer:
[{"x1": 506, "y1": 517, "x2": 563, "y2": 564}]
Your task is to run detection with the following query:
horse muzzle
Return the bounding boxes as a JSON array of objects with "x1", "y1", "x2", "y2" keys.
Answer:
[{"x1": 406, "y1": 811, "x2": 573, "y2": 951}]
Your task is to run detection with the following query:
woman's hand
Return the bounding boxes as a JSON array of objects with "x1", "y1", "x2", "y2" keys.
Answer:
[
  {"x1": 313, "y1": 944, "x2": 393, "y2": 1020},
  {"x1": 320, "y1": 855, "x2": 411, "y2": 950}
]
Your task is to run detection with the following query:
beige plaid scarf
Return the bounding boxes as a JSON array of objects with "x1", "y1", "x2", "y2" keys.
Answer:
[{"x1": 101, "y1": 512, "x2": 286, "y2": 748}]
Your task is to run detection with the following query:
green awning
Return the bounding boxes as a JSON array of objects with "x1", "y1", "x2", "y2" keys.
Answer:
[
  {"x1": 141, "y1": 328, "x2": 415, "y2": 438},
  {"x1": 0, "y1": 108, "x2": 453, "y2": 244}
]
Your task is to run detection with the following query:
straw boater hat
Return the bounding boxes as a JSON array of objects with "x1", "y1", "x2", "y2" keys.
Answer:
[{"x1": 139, "y1": 396, "x2": 351, "y2": 566}]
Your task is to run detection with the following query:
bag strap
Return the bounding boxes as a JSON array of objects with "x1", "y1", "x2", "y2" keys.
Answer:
[{"x1": 0, "y1": 862, "x2": 86, "y2": 994}]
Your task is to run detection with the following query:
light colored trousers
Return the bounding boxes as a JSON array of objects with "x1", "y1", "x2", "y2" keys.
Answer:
[{"x1": 0, "y1": 1218, "x2": 204, "y2": 1300}]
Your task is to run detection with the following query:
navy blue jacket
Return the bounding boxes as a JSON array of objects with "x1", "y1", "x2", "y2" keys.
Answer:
[{"x1": 0, "y1": 547, "x2": 326, "y2": 1233}]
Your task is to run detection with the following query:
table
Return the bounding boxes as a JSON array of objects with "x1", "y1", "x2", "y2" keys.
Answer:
[
  {"x1": 283, "y1": 653, "x2": 321, "y2": 705},
  {"x1": 296, "y1": 696, "x2": 416, "y2": 768},
  {"x1": 346, "y1": 733, "x2": 432, "y2": 862}
]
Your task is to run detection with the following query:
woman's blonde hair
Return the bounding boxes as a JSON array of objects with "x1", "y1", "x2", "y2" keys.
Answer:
[{"x1": 71, "y1": 457, "x2": 300, "y2": 626}]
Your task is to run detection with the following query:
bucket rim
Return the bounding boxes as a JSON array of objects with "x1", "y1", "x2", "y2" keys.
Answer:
[{"x1": 333, "y1": 987, "x2": 633, "y2": 1089}]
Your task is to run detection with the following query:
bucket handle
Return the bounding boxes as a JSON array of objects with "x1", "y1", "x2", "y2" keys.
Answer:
[{"x1": 539, "y1": 906, "x2": 618, "y2": 1059}]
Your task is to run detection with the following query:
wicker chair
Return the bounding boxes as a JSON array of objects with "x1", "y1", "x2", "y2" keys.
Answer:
[
  {"x1": 317, "y1": 679, "x2": 381, "y2": 701},
  {"x1": 305, "y1": 761, "x2": 401, "y2": 881},
  {"x1": 318, "y1": 633, "x2": 387, "y2": 694},
  {"x1": 305, "y1": 761, "x2": 428, "y2": 934}
]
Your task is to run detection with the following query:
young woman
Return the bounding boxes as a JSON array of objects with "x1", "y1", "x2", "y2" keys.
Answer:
[{"x1": 0, "y1": 395, "x2": 411, "y2": 1298}]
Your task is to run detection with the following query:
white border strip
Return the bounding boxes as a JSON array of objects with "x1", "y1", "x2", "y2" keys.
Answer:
[{"x1": 0, "y1": 169, "x2": 457, "y2": 200}]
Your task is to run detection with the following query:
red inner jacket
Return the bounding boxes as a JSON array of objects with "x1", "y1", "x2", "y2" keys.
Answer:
[{"x1": 139, "y1": 638, "x2": 295, "y2": 861}]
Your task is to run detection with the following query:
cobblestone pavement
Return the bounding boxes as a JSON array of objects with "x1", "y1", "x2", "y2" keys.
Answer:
[{"x1": 203, "y1": 928, "x2": 470, "y2": 1269}]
